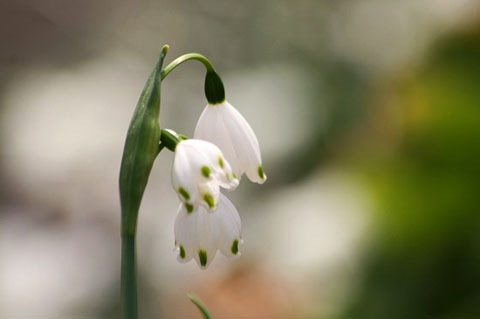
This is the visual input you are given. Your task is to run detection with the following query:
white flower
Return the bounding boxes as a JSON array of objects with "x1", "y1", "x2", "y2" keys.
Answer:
[
  {"x1": 174, "y1": 193, "x2": 243, "y2": 268},
  {"x1": 172, "y1": 139, "x2": 238, "y2": 213},
  {"x1": 194, "y1": 101, "x2": 267, "y2": 184}
]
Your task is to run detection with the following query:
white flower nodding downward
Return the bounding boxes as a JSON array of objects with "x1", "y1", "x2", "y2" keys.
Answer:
[
  {"x1": 172, "y1": 139, "x2": 239, "y2": 213},
  {"x1": 174, "y1": 193, "x2": 243, "y2": 268},
  {"x1": 194, "y1": 100, "x2": 266, "y2": 184}
]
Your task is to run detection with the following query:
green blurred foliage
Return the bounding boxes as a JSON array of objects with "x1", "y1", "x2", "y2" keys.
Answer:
[{"x1": 343, "y1": 27, "x2": 480, "y2": 318}]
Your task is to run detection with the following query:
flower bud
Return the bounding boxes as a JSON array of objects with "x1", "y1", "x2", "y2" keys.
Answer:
[{"x1": 119, "y1": 46, "x2": 168, "y2": 236}]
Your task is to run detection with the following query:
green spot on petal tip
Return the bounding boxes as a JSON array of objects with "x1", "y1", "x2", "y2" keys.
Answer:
[
  {"x1": 258, "y1": 165, "x2": 265, "y2": 179},
  {"x1": 198, "y1": 250, "x2": 208, "y2": 267},
  {"x1": 179, "y1": 245, "x2": 186, "y2": 259},
  {"x1": 218, "y1": 157, "x2": 224, "y2": 168},
  {"x1": 203, "y1": 194, "x2": 215, "y2": 209},
  {"x1": 185, "y1": 203, "x2": 194, "y2": 213},
  {"x1": 231, "y1": 239, "x2": 239, "y2": 255}
]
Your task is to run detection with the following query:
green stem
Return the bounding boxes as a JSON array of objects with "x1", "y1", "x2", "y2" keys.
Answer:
[
  {"x1": 161, "y1": 53, "x2": 216, "y2": 80},
  {"x1": 122, "y1": 235, "x2": 137, "y2": 319}
]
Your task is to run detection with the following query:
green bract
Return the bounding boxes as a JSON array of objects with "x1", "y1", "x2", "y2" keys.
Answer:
[{"x1": 119, "y1": 46, "x2": 168, "y2": 237}]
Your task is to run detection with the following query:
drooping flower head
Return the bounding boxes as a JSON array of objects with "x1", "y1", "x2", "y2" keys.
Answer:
[
  {"x1": 195, "y1": 100, "x2": 266, "y2": 184},
  {"x1": 195, "y1": 71, "x2": 266, "y2": 184},
  {"x1": 170, "y1": 136, "x2": 238, "y2": 213},
  {"x1": 174, "y1": 193, "x2": 243, "y2": 268}
]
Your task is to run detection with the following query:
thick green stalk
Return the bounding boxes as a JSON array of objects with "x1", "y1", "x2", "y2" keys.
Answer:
[
  {"x1": 119, "y1": 46, "x2": 168, "y2": 319},
  {"x1": 122, "y1": 235, "x2": 137, "y2": 319}
]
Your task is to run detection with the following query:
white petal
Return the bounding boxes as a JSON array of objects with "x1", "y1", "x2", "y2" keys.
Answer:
[
  {"x1": 195, "y1": 102, "x2": 266, "y2": 184},
  {"x1": 197, "y1": 179, "x2": 220, "y2": 211},
  {"x1": 172, "y1": 144, "x2": 199, "y2": 208},
  {"x1": 179, "y1": 140, "x2": 214, "y2": 182},
  {"x1": 215, "y1": 194, "x2": 243, "y2": 257},
  {"x1": 174, "y1": 205, "x2": 197, "y2": 262},
  {"x1": 212, "y1": 154, "x2": 239, "y2": 191},
  {"x1": 215, "y1": 169, "x2": 239, "y2": 191},
  {"x1": 193, "y1": 104, "x2": 216, "y2": 141},
  {"x1": 195, "y1": 105, "x2": 242, "y2": 178},
  {"x1": 220, "y1": 101, "x2": 266, "y2": 184},
  {"x1": 192, "y1": 209, "x2": 219, "y2": 268}
]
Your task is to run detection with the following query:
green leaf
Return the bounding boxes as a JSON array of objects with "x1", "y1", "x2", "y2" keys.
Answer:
[
  {"x1": 119, "y1": 46, "x2": 168, "y2": 236},
  {"x1": 188, "y1": 293, "x2": 213, "y2": 319}
]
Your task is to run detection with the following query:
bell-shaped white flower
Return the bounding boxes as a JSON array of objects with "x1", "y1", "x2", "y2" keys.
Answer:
[
  {"x1": 174, "y1": 193, "x2": 243, "y2": 268},
  {"x1": 194, "y1": 101, "x2": 266, "y2": 184},
  {"x1": 172, "y1": 139, "x2": 238, "y2": 213}
]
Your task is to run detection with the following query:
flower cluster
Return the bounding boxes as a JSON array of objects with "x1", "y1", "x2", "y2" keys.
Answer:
[
  {"x1": 170, "y1": 99, "x2": 266, "y2": 268},
  {"x1": 119, "y1": 48, "x2": 267, "y2": 319}
]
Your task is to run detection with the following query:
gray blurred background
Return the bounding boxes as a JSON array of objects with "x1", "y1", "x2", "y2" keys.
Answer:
[{"x1": 1, "y1": 0, "x2": 480, "y2": 318}]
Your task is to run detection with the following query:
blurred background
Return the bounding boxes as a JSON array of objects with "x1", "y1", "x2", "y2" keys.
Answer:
[{"x1": 1, "y1": 0, "x2": 480, "y2": 318}]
